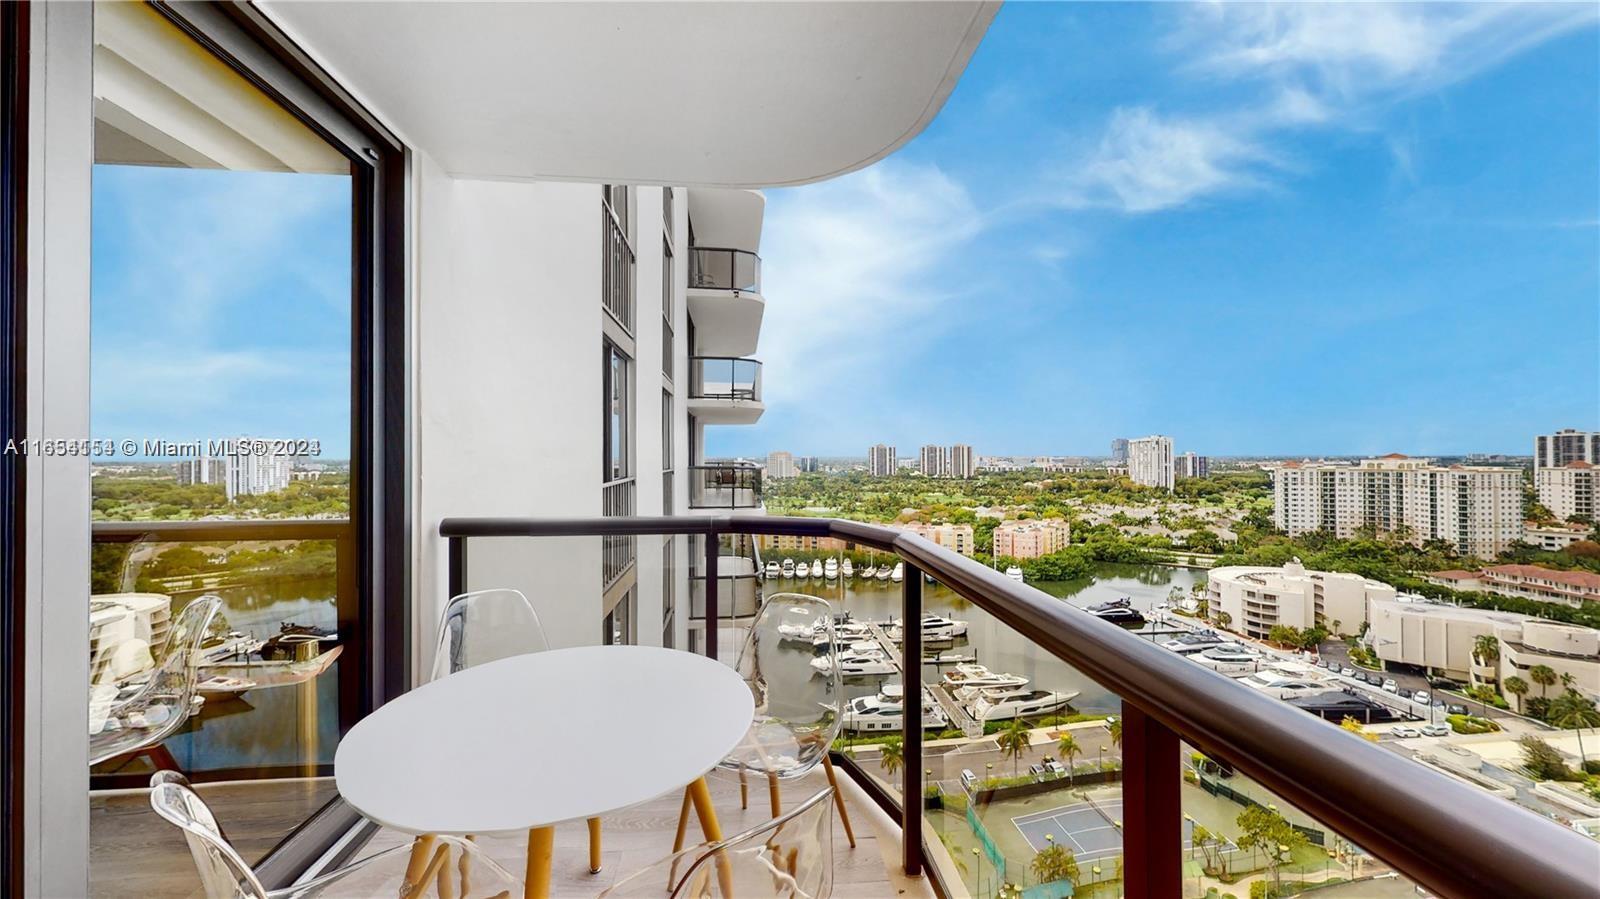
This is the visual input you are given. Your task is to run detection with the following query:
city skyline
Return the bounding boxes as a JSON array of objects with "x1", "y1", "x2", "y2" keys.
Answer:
[{"x1": 708, "y1": 2, "x2": 1599, "y2": 459}]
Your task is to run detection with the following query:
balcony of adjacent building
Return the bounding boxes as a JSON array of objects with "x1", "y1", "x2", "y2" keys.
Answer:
[
  {"x1": 686, "y1": 356, "x2": 764, "y2": 424},
  {"x1": 688, "y1": 463, "x2": 763, "y2": 511},
  {"x1": 687, "y1": 246, "x2": 765, "y2": 357}
]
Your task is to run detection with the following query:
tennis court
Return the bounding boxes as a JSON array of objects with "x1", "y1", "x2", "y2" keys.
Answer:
[{"x1": 1012, "y1": 796, "x2": 1236, "y2": 863}]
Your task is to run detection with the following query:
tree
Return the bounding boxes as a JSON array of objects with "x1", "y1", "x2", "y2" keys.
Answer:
[
  {"x1": 1503, "y1": 676, "x2": 1529, "y2": 712},
  {"x1": 1215, "y1": 611, "x2": 1233, "y2": 631},
  {"x1": 1530, "y1": 664, "x2": 1559, "y2": 699},
  {"x1": 1549, "y1": 692, "x2": 1600, "y2": 766},
  {"x1": 1236, "y1": 805, "x2": 1306, "y2": 894},
  {"x1": 879, "y1": 736, "x2": 904, "y2": 778},
  {"x1": 1191, "y1": 823, "x2": 1223, "y2": 873},
  {"x1": 1057, "y1": 733, "x2": 1081, "y2": 785},
  {"x1": 1107, "y1": 716, "x2": 1123, "y2": 749},
  {"x1": 1340, "y1": 716, "x2": 1378, "y2": 742},
  {"x1": 1030, "y1": 843, "x2": 1079, "y2": 886},
  {"x1": 998, "y1": 719, "x2": 1032, "y2": 777},
  {"x1": 1472, "y1": 634, "x2": 1500, "y2": 670},
  {"x1": 1517, "y1": 735, "x2": 1572, "y2": 781}
]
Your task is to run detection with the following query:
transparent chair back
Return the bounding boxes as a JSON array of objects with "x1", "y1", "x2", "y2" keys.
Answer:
[
  {"x1": 721, "y1": 593, "x2": 842, "y2": 780},
  {"x1": 431, "y1": 588, "x2": 549, "y2": 682},
  {"x1": 602, "y1": 787, "x2": 835, "y2": 899},
  {"x1": 149, "y1": 779, "x2": 271, "y2": 899},
  {"x1": 89, "y1": 594, "x2": 221, "y2": 766}
]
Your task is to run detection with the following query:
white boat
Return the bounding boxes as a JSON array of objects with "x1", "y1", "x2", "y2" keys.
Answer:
[
  {"x1": 886, "y1": 614, "x2": 970, "y2": 642},
  {"x1": 970, "y1": 687, "x2": 1079, "y2": 722},
  {"x1": 1004, "y1": 565, "x2": 1024, "y2": 583},
  {"x1": 782, "y1": 558, "x2": 796, "y2": 577},
  {"x1": 1238, "y1": 669, "x2": 1331, "y2": 700},
  {"x1": 841, "y1": 559, "x2": 854, "y2": 579},
  {"x1": 926, "y1": 649, "x2": 976, "y2": 665},
  {"x1": 861, "y1": 566, "x2": 878, "y2": 579},
  {"x1": 777, "y1": 617, "x2": 823, "y2": 641},
  {"x1": 812, "y1": 625, "x2": 873, "y2": 651},
  {"x1": 1162, "y1": 631, "x2": 1225, "y2": 654},
  {"x1": 810, "y1": 649, "x2": 895, "y2": 677},
  {"x1": 765, "y1": 561, "x2": 781, "y2": 579},
  {"x1": 1190, "y1": 644, "x2": 1261, "y2": 677},
  {"x1": 839, "y1": 690, "x2": 949, "y2": 732},
  {"x1": 942, "y1": 664, "x2": 1028, "y2": 694},
  {"x1": 810, "y1": 559, "x2": 824, "y2": 578},
  {"x1": 824, "y1": 558, "x2": 839, "y2": 580},
  {"x1": 196, "y1": 674, "x2": 257, "y2": 700},
  {"x1": 876, "y1": 565, "x2": 892, "y2": 582},
  {"x1": 890, "y1": 562, "x2": 904, "y2": 583}
]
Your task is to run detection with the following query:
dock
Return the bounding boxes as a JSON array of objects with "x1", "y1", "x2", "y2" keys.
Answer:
[{"x1": 860, "y1": 620, "x2": 985, "y2": 738}]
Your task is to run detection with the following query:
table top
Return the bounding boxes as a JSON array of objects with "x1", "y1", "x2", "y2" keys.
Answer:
[{"x1": 334, "y1": 645, "x2": 754, "y2": 834}]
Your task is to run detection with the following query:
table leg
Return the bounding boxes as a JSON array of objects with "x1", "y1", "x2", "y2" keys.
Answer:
[
  {"x1": 587, "y1": 817, "x2": 603, "y2": 874},
  {"x1": 402, "y1": 834, "x2": 437, "y2": 898},
  {"x1": 687, "y1": 776, "x2": 735, "y2": 897},
  {"x1": 668, "y1": 787, "x2": 693, "y2": 890},
  {"x1": 524, "y1": 826, "x2": 554, "y2": 899}
]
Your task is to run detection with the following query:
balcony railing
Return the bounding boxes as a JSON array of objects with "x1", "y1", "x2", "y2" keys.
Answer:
[
  {"x1": 439, "y1": 514, "x2": 1600, "y2": 898},
  {"x1": 688, "y1": 356, "x2": 761, "y2": 402},
  {"x1": 687, "y1": 464, "x2": 762, "y2": 510},
  {"x1": 688, "y1": 246, "x2": 760, "y2": 293}
]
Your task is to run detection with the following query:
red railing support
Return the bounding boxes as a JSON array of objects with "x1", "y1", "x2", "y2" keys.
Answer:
[{"x1": 1122, "y1": 704, "x2": 1181, "y2": 897}]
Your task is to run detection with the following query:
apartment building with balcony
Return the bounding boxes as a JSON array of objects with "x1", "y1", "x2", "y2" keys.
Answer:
[
  {"x1": 1524, "y1": 521, "x2": 1594, "y2": 551},
  {"x1": 1427, "y1": 564, "x2": 1600, "y2": 608},
  {"x1": 1208, "y1": 559, "x2": 1398, "y2": 639},
  {"x1": 896, "y1": 522, "x2": 975, "y2": 557},
  {"x1": 1536, "y1": 460, "x2": 1597, "y2": 522},
  {"x1": 868, "y1": 443, "x2": 897, "y2": 477},
  {"x1": 6, "y1": 4, "x2": 1597, "y2": 898},
  {"x1": 992, "y1": 519, "x2": 1071, "y2": 559},
  {"x1": 1175, "y1": 451, "x2": 1209, "y2": 479},
  {"x1": 1535, "y1": 428, "x2": 1599, "y2": 471},
  {"x1": 765, "y1": 451, "x2": 796, "y2": 480},
  {"x1": 1273, "y1": 455, "x2": 1524, "y2": 556},
  {"x1": 1127, "y1": 434, "x2": 1174, "y2": 491}
]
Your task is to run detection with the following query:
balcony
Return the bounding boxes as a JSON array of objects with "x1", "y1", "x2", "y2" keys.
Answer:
[
  {"x1": 688, "y1": 247, "x2": 765, "y2": 357},
  {"x1": 688, "y1": 464, "x2": 762, "y2": 510},
  {"x1": 687, "y1": 356, "x2": 764, "y2": 424}
]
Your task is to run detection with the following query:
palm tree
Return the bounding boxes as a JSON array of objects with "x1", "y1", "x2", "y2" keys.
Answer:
[
  {"x1": 879, "y1": 736, "x2": 904, "y2": 778},
  {"x1": 1058, "y1": 733, "x2": 1081, "y2": 785},
  {"x1": 1215, "y1": 611, "x2": 1233, "y2": 631},
  {"x1": 1107, "y1": 716, "x2": 1123, "y2": 749},
  {"x1": 1530, "y1": 664, "x2": 1558, "y2": 699},
  {"x1": 1548, "y1": 692, "x2": 1600, "y2": 768},
  {"x1": 1473, "y1": 634, "x2": 1500, "y2": 669},
  {"x1": 1503, "y1": 676, "x2": 1529, "y2": 713},
  {"x1": 998, "y1": 719, "x2": 1032, "y2": 777}
]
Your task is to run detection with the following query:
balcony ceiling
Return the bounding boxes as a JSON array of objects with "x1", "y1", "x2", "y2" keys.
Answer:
[
  {"x1": 258, "y1": 1, "x2": 998, "y2": 188},
  {"x1": 688, "y1": 190, "x2": 764, "y2": 252}
]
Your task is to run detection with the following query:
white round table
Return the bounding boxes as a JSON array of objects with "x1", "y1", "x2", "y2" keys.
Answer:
[{"x1": 335, "y1": 645, "x2": 754, "y2": 898}]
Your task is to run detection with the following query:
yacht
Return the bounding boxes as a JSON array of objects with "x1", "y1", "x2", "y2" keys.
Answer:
[
  {"x1": 781, "y1": 558, "x2": 796, "y2": 578},
  {"x1": 810, "y1": 559, "x2": 824, "y2": 578},
  {"x1": 764, "y1": 560, "x2": 781, "y2": 579},
  {"x1": 1004, "y1": 565, "x2": 1024, "y2": 583},
  {"x1": 1086, "y1": 597, "x2": 1132, "y2": 614},
  {"x1": 926, "y1": 649, "x2": 976, "y2": 665},
  {"x1": 876, "y1": 565, "x2": 892, "y2": 582},
  {"x1": 841, "y1": 558, "x2": 854, "y2": 579},
  {"x1": 1239, "y1": 670, "x2": 1331, "y2": 700},
  {"x1": 942, "y1": 664, "x2": 1028, "y2": 694},
  {"x1": 890, "y1": 562, "x2": 904, "y2": 583},
  {"x1": 885, "y1": 614, "x2": 969, "y2": 642},
  {"x1": 969, "y1": 686, "x2": 1079, "y2": 722},
  {"x1": 1161, "y1": 631, "x2": 1226, "y2": 654},
  {"x1": 810, "y1": 649, "x2": 895, "y2": 678},
  {"x1": 860, "y1": 565, "x2": 878, "y2": 579},
  {"x1": 839, "y1": 690, "x2": 949, "y2": 733},
  {"x1": 1092, "y1": 607, "x2": 1145, "y2": 628},
  {"x1": 1190, "y1": 644, "x2": 1261, "y2": 676},
  {"x1": 824, "y1": 558, "x2": 839, "y2": 580}
]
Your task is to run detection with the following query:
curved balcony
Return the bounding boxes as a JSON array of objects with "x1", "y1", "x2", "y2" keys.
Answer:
[
  {"x1": 687, "y1": 247, "x2": 764, "y2": 357},
  {"x1": 688, "y1": 464, "x2": 762, "y2": 510},
  {"x1": 686, "y1": 356, "x2": 763, "y2": 424}
]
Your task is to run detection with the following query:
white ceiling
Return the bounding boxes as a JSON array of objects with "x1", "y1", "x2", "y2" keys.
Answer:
[{"x1": 259, "y1": 1, "x2": 998, "y2": 188}]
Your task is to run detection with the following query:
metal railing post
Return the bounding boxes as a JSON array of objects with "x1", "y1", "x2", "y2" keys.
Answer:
[
  {"x1": 901, "y1": 561, "x2": 923, "y2": 877},
  {"x1": 1122, "y1": 704, "x2": 1181, "y2": 896},
  {"x1": 703, "y1": 526, "x2": 719, "y2": 662},
  {"x1": 446, "y1": 535, "x2": 465, "y2": 599}
]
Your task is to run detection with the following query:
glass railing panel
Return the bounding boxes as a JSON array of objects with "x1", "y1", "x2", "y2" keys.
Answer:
[
  {"x1": 688, "y1": 465, "x2": 762, "y2": 509},
  {"x1": 688, "y1": 357, "x2": 762, "y2": 402},
  {"x1": 688, "y1": 247, "x2": 760, "y2": 292}
]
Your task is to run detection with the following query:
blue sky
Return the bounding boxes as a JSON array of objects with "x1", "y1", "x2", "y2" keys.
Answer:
[{"x1": 710, "y1": 2, "x2": 1600, "y2": 459}]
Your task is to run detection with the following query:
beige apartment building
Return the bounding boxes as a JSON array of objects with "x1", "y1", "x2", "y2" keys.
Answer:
[
  {"x1": 1273, "y1": 455, "x2": 1523, "y2": 556},
  {"x1": 897, "y1": 522, "x2": 976, "y2": 556},
  {"x1": 1128, "y1": 435, "x2": 1174, "y2": 491},
  {"x1": 765, "y1": 451, "x2": 796, "y2": 479},
  {"x1": 1535, "y1": 461, "x2": 1596, "y2": 523},
  {"x1": 992, "y1": 519, "x2": 1071, "y2": 559},
  {"x1": 1208, "y1": 559, "x2": 1396, "y2": 639},
  {"x1": 1426, "y1": 564, "x2": 1600, "y2": 608},
  {"x1": 1523, "y1": 521, "x2": 1593, "y2": 551}
]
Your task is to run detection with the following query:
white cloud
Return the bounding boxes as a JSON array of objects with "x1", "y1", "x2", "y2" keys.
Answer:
[{"x1": 1055, "y1": 2, "x2": 1598, "y2": 214}]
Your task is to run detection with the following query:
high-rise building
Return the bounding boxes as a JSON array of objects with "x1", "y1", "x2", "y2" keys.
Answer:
[
  {"x1": 1534, "y1": 429, "x2": 1599, "y2": 471},
  {"x1": 1110, "y1": 438, "x2": 1129, "y2": 464},
  {"x1": 797, "y1": 456, "x2": 819, "y2": 473},
  {"x1": 992, "y1": 520, "x2": 1071, "y2": 558},
  {"x1": 176, "y1": 453, "x2": 226, "y2": 486},
  {"x1": 1175, "y1": 451, "x2": 1209, "y2": 479},
  {"x1": 1127, "y1": 435, "x2": 1174, "y2": 491},
  {"x1": 1536, "y1": 462, "x2": 1596, "y2": 522},
  {"x1": 765, "y1": 451, "x2": 796, "y2": 479},
  {"x1": 868, "y1": 444, "x2": 897, "y2": 477},
  {"x1": 1274, "y1": 455, "x2": 1523, "y2": 557},
  {"x1": 918, "y1": 444, "x2": 949, "y2": 477},
  {"x1": 220, "y1": 443, "x2": 294, "y2": 501},
  {"x1": 950, "y1": 444, "x2": 975, "y2": 479}
]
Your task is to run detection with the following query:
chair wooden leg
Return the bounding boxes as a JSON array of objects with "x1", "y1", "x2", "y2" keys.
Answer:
[
  {"x1": 822, "y1": 754, "x2": 857, "y2": 849},
  {"x1": 459, "y1": 835, "x2": 475, "y2": 897},
  {"x1": 525, "y1": 826, "x2": 554, "y2": 899},
  {"x1": 436, "y1": 842, "x2": 459, "y2": 899},
  {"x1": 687, "y1": 777, "x2": 735, "y2": 898},
  {"x1": 413, "y1": 843, "x2": 451, "y2": 899},
  {"x1": 739, "y1": 766, "x2": 749, "y2": 810},
  {"x1": 401, "y1": 835, "x2": 437, "y2": 898},
  {"x1": 767, "y1": 771, "x2": 782, "y2": 817},
  {"x1": 588, "y1": 817, "x2": 603, "y2": 874},
  {"x1": 668, "y1": 786, "x2": 693, "y2": 890}
]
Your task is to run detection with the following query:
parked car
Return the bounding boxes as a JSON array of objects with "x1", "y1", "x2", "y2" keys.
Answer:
[
  {"x1": 1383, "y1": 679, "x2": 1399, "y2": 693},
  {"x1": 1366, "y1": 673, "x2": 1385, "y2": 686},
  {"x1": 1413, "y1": 690, "x2": 1431, "y2": 706},
  {"x1": 1421, "y1": 724, "x2": 1451, "y2": 737},
  {"x1": 1390, "y1": 725, "x2": 1421, "y2": 738},
  {"x1": 961, "y1": 769, "x2": 978, "y2": 790},
  {"x1": 1398, "y1": 687, "x2": 1413, "y2": 699},
  {"x1": 1447, "y1": 704, "x2": 1468, "y2": 716},
  {"x1": 1340, "y1": 667, "x2": 1356, "y2": 677}
]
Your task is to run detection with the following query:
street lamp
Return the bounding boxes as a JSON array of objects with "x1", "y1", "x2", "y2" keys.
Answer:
[
  {"x1": 1098, "y1": 745, "x2": 1107, "y2": 772},
  {"x1": 972, "y1": 847, "x2": 982, "y2": 898}
]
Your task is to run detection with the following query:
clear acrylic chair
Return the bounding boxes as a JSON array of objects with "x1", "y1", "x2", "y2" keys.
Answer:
[
  {"x1": 601, "y1": 787, "x2": 835, "y2": 899},
  {"x1": 670, "y1": 593, "x2": 855, "y2": 867},
  {"x1": 431, "y1": 588, "x2": 604, "y2": 873},
  {"x1": 148, "y1": 772, "x2": 521, "y2": 898},
  {"x1": 90, "y1": 595, "x2": 221, "y2": 768}
]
